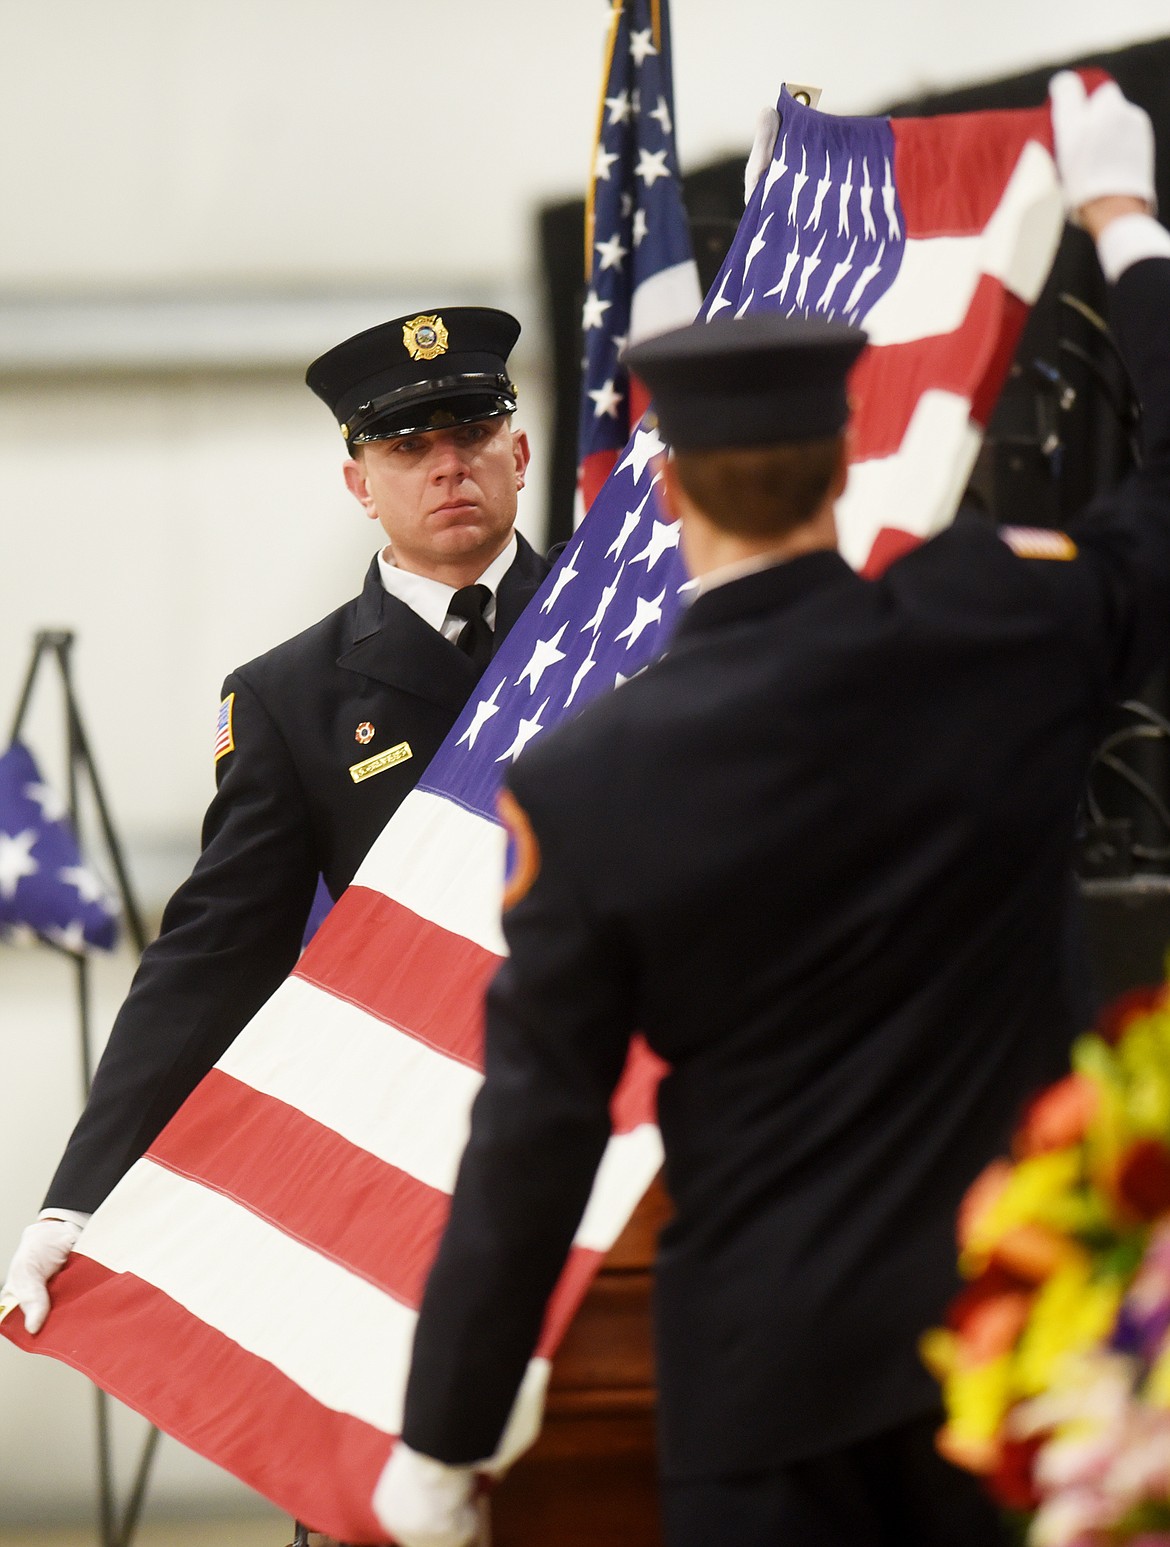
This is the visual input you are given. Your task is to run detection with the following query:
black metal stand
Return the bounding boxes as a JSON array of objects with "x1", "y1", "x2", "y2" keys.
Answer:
[{"x1": 10, "y1": 629, "x2": 158, "y2": 1547}]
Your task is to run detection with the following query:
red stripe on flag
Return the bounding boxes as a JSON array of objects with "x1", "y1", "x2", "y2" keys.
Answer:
[
  {"x1": 849, "y1": 276, "x2": 1030, "y2": 463},
  {"x1": 537, "y1": 1244, "x2": 606, "y2": 1357},
  {"x1": 296, "y1": 885, "x2": 497, "y2": 1068},
  {"x1": 611, "y1": 1036, "x2": 666, "y2": 1132},
  {"x1": 2, "y1": 1254, "x2": 391, "y2": 1544},
  {"x1": 891, "y1": 107, "x2": 1052, "y2": 238},
  {"x1": 148, "y1": 1069, "x2": 452, "y2": 1308},
  {"x1": 861, "y1": 526, "x2": 922, "y2": 580},
  {"x1": 580, "y1": 447, "x2": 620, "y2": 513}
]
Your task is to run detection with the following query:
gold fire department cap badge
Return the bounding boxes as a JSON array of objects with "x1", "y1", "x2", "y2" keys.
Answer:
[{"x1": 402, "y1": 314, "x2": 449, "y2": 362}]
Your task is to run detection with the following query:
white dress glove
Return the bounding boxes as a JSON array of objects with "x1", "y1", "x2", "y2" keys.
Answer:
[
  {"x1": 744, "y1": 105, "x2": 781, "y2": 205},
  {"x1": 372, "y1": 1441, "x2": 485, "y2": 1547},
  {"x1": 0, "y1": 1209, "x2": 90, "y2": 1334},
  {"x1": 1049, "y1": 71, "x2": 1156, "y2": 221}
]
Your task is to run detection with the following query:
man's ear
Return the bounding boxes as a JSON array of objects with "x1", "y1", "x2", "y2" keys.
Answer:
[
  {"x1": 511, "y1": 428, "x2": 532, "y2": 489},
  {"x1": 342, "y1": 455, "x2": 378, "y2": 521},
  {"x1": 832, "y1": 434, "x2": 851, "y2": 500},
  {"x1": 658, "y1": 457, "x2": 683, "y2": 523}
]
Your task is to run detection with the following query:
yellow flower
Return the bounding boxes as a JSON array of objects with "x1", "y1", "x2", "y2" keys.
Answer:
[
  {"x1": 959, "y1": 1151, "x2": 1088, "y2": 1277},
  {"x1": 1014, "y1": 1260, "x2": 1123, "y2": 1397},
  {"x1": 934, "y1": 1354, "x2": 1015, "y2": 1464}
]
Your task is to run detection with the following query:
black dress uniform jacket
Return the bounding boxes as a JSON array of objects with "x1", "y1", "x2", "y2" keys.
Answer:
[
  {"x1": 402, "y1": 258, "x2": 1170, "y2": 1480},
  {"x1": 45, "y1": 535, "x2": 549, "y2": 1214}
]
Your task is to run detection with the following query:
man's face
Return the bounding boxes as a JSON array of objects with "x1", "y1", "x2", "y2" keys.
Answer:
[{"x1": 343, "y1": 418, "x2": 531, "y2": 583}]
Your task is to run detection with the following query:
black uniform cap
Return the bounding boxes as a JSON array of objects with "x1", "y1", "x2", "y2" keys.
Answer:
[
  {"x1": 624, "y1": 313, "x2": 867, "y2": 450},
  {"x1": 306, "y1": 306, "x2": 521, "y2": 446}
]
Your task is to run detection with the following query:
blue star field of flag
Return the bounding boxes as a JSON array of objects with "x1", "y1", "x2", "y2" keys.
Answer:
[
  {"x1": 578, "y1": 0, "x2": 694, "y2": 472},
  {"x1": 707, "y1": 88, "x2": 906, "y2": 327},
  {"x1": 421, "y1": 422, "x2": 687, "y2": 821},
  {"x1": 0, "y1": 741, "x2": 119, "y2": 953}
]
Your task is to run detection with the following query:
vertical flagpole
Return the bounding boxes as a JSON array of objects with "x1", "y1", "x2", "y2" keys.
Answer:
[{"x1": 585, "y1": 1, "x2": 624, "y2": 274}]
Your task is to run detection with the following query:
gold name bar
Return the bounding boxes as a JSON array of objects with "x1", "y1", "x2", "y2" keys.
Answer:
[{"x1": 349, "y1": 741, "x2": 413, "y2": 784}]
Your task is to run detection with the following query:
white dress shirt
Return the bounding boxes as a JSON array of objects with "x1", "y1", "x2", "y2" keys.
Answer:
[{"x1": 377, "y1": 535, "x2": 519, "y2": 643}]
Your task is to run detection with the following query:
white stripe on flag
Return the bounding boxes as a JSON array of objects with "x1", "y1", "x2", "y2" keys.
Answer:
[
  {"x1": 837, "y1": 391, "x2": 984, "y2": 570},
  {"x1": 575, "y1": 1123, "x2": 664, "y2": 1252},
  {"x1": 80, "y1": 1161, "x2": 416, "y2": 1432},
  {"x1": 629, "y1": 258, "x2": 703, "y2": 343},
  {"x1": 353, "y1": 790, "x2": 508, "y2": 954},
  {"x1": 862, "y1": 141, "x2": 1060, "y2": 347},
  {"x1": 219, "y1": 976, "x2": 482, "y2": 1193}
]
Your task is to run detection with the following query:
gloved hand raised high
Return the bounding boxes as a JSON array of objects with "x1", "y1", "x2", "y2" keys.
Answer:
[
  {"x1": 0, "y1": 1210, "x2": 90, "y2": 1334},
  {"x1": 1049, "y1": 71, "x2": 1157, "y2": 222},
  {"x1": 744, "y1": 105, "x2": 781, "y2": 205}
]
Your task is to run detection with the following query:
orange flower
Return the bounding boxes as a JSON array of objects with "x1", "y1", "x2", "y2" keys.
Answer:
[
  {"x1": 992, "y1": 1224, "x2": 1084, "y2": 1285},
  {"x1": 1014, "y1": 1073, "x2": 1098, "y2": 1158},
  {"x1": 958, "y1": 1159, "x2": 1014, "y2": 1252}
]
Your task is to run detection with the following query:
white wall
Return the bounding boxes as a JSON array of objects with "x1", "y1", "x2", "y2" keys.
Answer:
[
  {"x1": 0, "y1": 0, "x2": 1166, "y2": 291},
  {"x1": 1, "y1": 0, "x2": 1166, "y2": 1526}
]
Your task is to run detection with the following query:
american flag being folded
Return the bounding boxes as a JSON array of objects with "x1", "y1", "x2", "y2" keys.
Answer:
[{"x1": 2, "y1": 80, "x2": 1066, "y2": 1544}]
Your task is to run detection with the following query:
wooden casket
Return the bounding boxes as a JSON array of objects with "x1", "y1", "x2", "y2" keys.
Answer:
[{"x1": 490, "y1": 1178, "x2": 670, "y2": 1546}]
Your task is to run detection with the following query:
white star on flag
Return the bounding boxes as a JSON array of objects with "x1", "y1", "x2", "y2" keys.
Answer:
[
  {"x1": 457, "y1": 680, "x2": 505, "y2": 750},
  {"x1": 630, "y1": 515, "x2": 680, "y2": 570},
  {"x1": 588, "y1": 379, "x2": 625, "y2": 420},
  {"x1": 707, "y1": 269, "x2": 733, "y2": 319},
  {"x1": 582, "y1": 565, "x2": 626, "y2": 636},
  {"x1": 838, "y1": 158, "x2": 854, "y2": 235},
  {"x1": 628, "y1": 27, "x2": 657, "y2": 65},
  {"x1": 564, "y1": 642, "x2": 599, "y2": 709},
  {"x1": 607, "y1": 508, "x2": 643, "y2": 561},
  {"x1": 595, "y1": 233, "x2": 629, "y2": 272},
  {"x1": 616, "y1": 425, "x2": 666, "y2": 483},
  {"x1": 743, "y1": 212, "x2": 773, "y2": 284},
  {"x1": 496, "y1": 699, "x2": 549, "y2": 764},
  {"x1": 635, "y1": 147, "x2": 670, "y2": 188},
  {"x1": 632, "y1": 208, "x2": 649, "y2": 248},
  {"x1": 59, "y1": 865, "x2": 107, "y2": 905},
  {"x1": 615, "y1": 588, "x2": 665, "y2": 649},
  {"x1": 540, "y1": 559, "x2": 579, "y2": 615},
  {"x1": 788, "y1": 147, "x2": 809, "y2": 223},
  {"x1": 764, "y1": 244, "x2": 801, "y2": 303},
  {"x1": 24, "y1": 781, "x2": 67, "y2": 822},
  {"x1": 582, "y1": 291, "x2": 613, "y2": 330},
  {"x1": 594, "y1": 144, "x2": 619, "y2": 182},
  {"x1": 515, "y1": 626, "x2": 569, "y2": 694},
  {"x1": 0, "y1": 829, "x2": 39, "y2": 899},
  {"x1": 605, "y1": 89, "x2": 632, "y2": 125},
  {"x1": 46, "y1": 920, "x2": 87, "y2": 955},
  {"x1": 763, "y1": 133, "x2": 788, "y2": 202},
  {"x1": 860, "y1": 158, "x2": 877, "y2": 239},
  {"x1": 649, "y1": 95, "x2": 672, "y2": 134},
  {"x1": 882, "y1": 158, "x2": 902, "y2": 239},
  {"x1": 805, "y1": 150, "x2": 833, "y2": 230}
]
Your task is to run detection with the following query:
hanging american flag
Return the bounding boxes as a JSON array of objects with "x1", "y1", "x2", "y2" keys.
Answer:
[
  {"x1": 0, "y1": 741, "x2": 119, "y2": 954},
  {"x1": 3, "y1": 78, "x2": 1071, "y2": 1544},
  {"x1": 577, "y1": 0, "x2": 700, "y2": 513}
]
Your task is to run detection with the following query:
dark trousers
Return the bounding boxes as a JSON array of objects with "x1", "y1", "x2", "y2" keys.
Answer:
[{"x1": 659, "y1": 1416, "x2": 1011, "y2": 1547}]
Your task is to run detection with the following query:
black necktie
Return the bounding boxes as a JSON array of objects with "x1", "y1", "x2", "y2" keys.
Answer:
[{"x1": 448, "y1": 584, "x2": 494, "y2": 671}]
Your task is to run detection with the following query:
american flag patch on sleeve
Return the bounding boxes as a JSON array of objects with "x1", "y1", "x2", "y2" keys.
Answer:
[
  {"x1": 999, "y1": 527, "x2": 1078, "y2": 561},
  {"x1": 214, "y1": 693, "x2": 235, "y2": 762}
]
